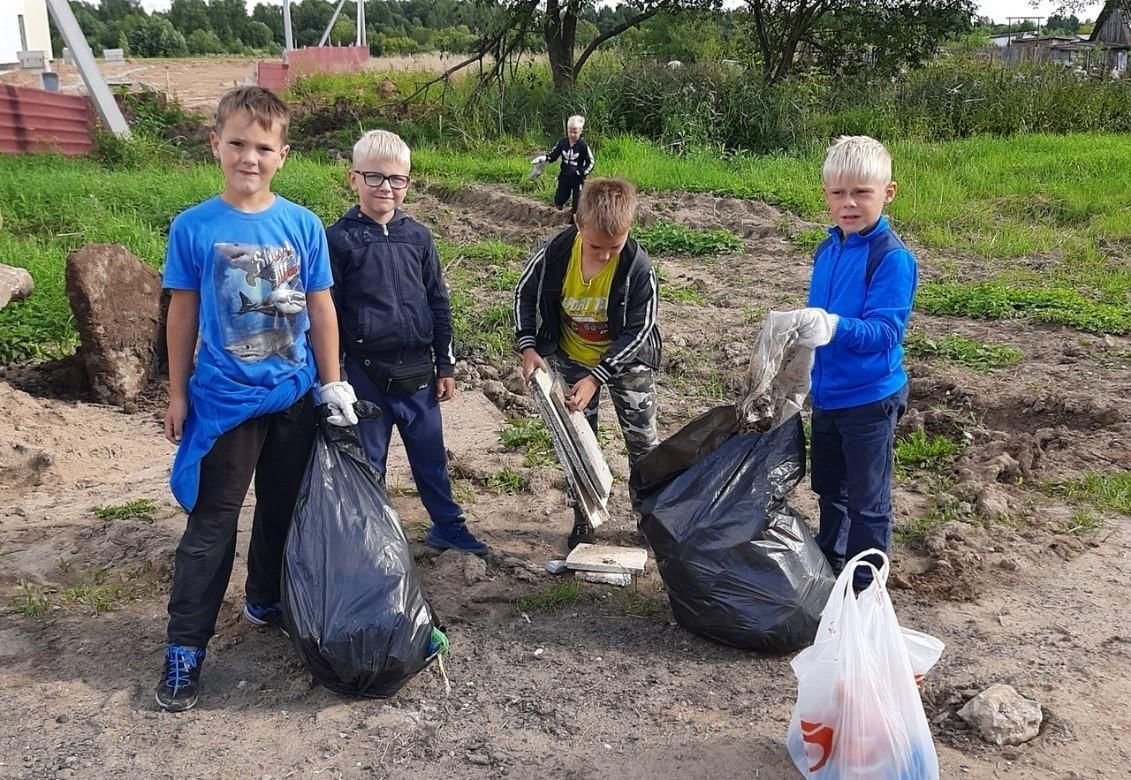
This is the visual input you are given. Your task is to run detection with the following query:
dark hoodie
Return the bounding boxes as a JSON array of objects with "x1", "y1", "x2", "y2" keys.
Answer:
[{"x1": 326, "y1": 207, "x2": 455, "y2": 378}]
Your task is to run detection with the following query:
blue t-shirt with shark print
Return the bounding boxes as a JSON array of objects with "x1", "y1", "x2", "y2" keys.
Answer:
[{"x1": 162, "y1": 194, "x2": 333, "y2": 388}]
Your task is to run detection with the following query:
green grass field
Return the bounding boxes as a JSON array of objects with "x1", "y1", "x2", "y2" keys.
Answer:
[{"x1": 1, "y1": 132, "x2": 1129, "y2": 362}]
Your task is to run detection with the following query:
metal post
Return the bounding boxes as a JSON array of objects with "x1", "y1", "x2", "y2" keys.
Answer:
[
  {"x1": 357, "y1": 0, "x2": 366, "y2": 48},
  {"x1": 43, "y1": 0, "x2": 130, "y2": 137},
  {"x1": 282, "y1": 0, "x2": 294, "y2": 51},
  {"x1": 318, "y1": 0, "x2": 350, "y2": 47}
]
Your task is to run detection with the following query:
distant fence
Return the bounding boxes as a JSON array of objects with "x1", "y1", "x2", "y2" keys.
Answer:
[
  {"x1": 257, "y1": 46, "x2": 370, "y2": 93},
  {"x1": 0, "y1": 85, "x2": 95, "y2": 156}
]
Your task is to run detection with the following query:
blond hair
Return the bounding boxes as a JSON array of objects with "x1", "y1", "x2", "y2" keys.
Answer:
[
  {"x1": 822, "y1": 135, "x2": 892, "y2": 185},
  {"x1": 575, "y1": 178, "x2": 637, "y2": 235},
  {"x1": 567, "y1": 115, "x2": 586, "y2": 131},
  {"x1": 352, "y1": 129, "x2": 411, "y2": 168},
  {"x1": 214, "y1": 86, "x2": 290, "y2": 141}
]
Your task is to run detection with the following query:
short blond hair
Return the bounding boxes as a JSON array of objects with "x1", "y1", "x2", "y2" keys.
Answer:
[
  {"x1": 567, "y1": 115, "x2": 585, "y2": 131},
  {"x1": 822, "y1": 135, "x2": 892, "y2": 185},
  {"x1": 215, "y1": 86, "x2": 290, "y2": 141},
  {"x1": 352, "y1": 129, "x2": 411, "y2": 168},
  {"x1": 575, "y1": 178, "x2": 636, "y2": 235}
]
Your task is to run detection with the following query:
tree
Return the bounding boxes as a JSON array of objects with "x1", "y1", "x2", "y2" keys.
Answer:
[
  {"x1": 128, "y1": 15, "x2": 188, "y2": 56},
  {"x1": 251, "y1": 4, "x2": 285, "y2": 44},
  {"x1": 744, "y1": 0, "x2": 975, "y2": 83},
  {"x1": 168, "y1": 0, "x2": 210, "y2": 36},
  {"x1": 244, "y1": 20, "x2": 276, "y2": 48},
  {"x1": 186, "y1": 28, "x2": 224, "y2": 54}
]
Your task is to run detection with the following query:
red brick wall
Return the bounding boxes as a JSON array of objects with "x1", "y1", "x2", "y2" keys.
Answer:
[{"x1": 0, "y1": 85, "x2": 95, "y2": 156}]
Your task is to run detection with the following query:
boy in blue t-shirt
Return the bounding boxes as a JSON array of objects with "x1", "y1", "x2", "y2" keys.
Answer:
[
  {"x1": 783, "y1": 136, "x2": 919, "y2": 590},
  {"x1": 157, "y1": 86, "x2": 358, "y2": 712}
]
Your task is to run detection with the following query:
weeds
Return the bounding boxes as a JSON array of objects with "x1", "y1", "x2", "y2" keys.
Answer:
[
  {"x1": 95, "y1": 498, "x2": 158, "y2": 522},
  {"x1": 61, "y1": 570, "x2": 125, "y2": 615},
  {"x1": 904, "y1": 332, "x2": 1022, "y2": 372},
  {"x1": 482, "y1": 467, "x2": 529, "y2": 494},
  {"x1": 634, "y1": 221, "x2": 743, "y2": 256},
  {"x1": 1046, "y1": 472, "x2": 1131, "y2": 515},
  {"x1": 11, "y1": 579, "x2": 50, "y2": 618},
  {"x1": 515, "y1": 580, "x2": 582, "y2": 613},
  {"x1": 894, "y1": 430, "x2": 962, "y2": 477},
  {"x1": 1061, "y1": 508, "x2": 1104, "y2": 537},
  {"x1": 660, "y1": 284, "x2": 707, "y2": 305},
  {"x1": 500, "y1": 417, "x2": 556, "y2": 468},
  {"x1": 917, "y1": 282, "x2": 1130, "y2": 335}
]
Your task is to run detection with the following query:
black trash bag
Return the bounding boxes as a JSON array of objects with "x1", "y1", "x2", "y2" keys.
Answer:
[
  {"x1": 635, "y1": 408, "x2": 835, "y2": 654},
  {"x1": 282, "y1": 409, "x2": 438, "y2": 698}
]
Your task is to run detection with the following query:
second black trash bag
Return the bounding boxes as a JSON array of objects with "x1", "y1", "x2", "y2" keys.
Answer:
[
  {"x1": 635, "y1": 409, "x2": 835, "y2": 654},
  {"x1": 282, "y1": 414, "x2": 438, "y2": 698}
]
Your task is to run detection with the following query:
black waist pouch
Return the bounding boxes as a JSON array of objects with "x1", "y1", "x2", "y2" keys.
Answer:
[{"x1": 353, "y1": 352, "x2": 435, "y2": 395}]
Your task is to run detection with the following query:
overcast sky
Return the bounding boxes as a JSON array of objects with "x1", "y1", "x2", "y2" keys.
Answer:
[{"x1": 136, "y1": 0, "x2": 1107, "y2": 25}]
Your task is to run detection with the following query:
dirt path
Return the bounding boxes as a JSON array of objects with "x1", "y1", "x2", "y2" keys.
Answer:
[{"x1": 1, "y1": 185, "x2": 1129, "y2": 778}]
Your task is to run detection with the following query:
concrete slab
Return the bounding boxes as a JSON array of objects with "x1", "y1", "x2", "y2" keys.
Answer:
[{"x1": 565, "y1": 543, "x2": 647, "y2": 574}]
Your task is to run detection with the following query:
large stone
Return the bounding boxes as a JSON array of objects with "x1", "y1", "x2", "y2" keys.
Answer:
[
  {"x1": 65, "y1": 244, "x2": 163, "y2": 407},
  {"x1": 0, "y1": 264, "x2": 34, "y2": 310},
  {"x1": 957, "y1": 683, "x2": 1043, "y2": 746}
]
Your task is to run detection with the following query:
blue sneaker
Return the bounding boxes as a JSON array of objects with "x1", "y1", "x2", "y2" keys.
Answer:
[
  {"x1": 242, "y1": 601, "x2": 288, "y2": 635},
  {"x1": 155, "y1": 644, "x2": 205, "y2": 712},
  {"x1": 425, "y1": 520, "x2": 488, "y2": 556}
]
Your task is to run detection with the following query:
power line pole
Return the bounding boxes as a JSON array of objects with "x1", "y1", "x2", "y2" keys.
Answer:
[
  {"x1": 43, "y1": 0, "x2": 129, "y2": 137},
  {"x1": 282, "y1": 0, "x2": 294, "y2": 51}
]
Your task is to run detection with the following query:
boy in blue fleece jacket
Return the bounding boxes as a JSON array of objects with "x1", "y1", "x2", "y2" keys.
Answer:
[
  {"x1": 326, "y1": 129, "x2": 487, "y2": 556},
  {"x1": 784, "y1": 136, "x2": 918, "y2": 589},
  {"x1": 158, "y1": 87, "x2": 358, "y2": 712}
]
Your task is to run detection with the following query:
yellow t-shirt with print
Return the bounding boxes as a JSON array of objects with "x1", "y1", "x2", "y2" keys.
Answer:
[{"x1": 559, "y1": 234, "x2": 618, "y2": 367}]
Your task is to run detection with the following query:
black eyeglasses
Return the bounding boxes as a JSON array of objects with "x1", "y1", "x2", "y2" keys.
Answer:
[{"x1": 354, "y1": 171, "x2": 411, "y2": 189}]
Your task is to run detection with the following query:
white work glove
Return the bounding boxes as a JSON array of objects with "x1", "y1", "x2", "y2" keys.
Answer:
[
  {"x1": 791, "y1": 307, "x2": 839, "y2": 348},
  {"x1": 317, "y1": 381, "x2": 359, "y2": 427},
  {"x1": 530, "y1": 154, "x2": 547, "y2": 164}
]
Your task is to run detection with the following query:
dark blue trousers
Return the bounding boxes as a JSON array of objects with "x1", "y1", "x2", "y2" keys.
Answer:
[
  {"x1": 811, "y1": 385, "x2": 908, "y2": 588},
  {"x1": 345, "y1": 355, "x2": 462, "y2": 526}
]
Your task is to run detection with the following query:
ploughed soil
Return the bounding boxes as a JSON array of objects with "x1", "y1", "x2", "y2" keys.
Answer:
[{"x1": 1, "y1": 183, "x2": 1129, "y2": 779}]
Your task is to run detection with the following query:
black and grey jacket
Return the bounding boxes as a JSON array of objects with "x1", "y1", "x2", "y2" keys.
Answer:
[
  {"x1": 545, "y1": 137, "x2": 595, "y2": 183},
  {"x1": 513, "y1": 226, "x2": 661, "y2": 384},
  {"x1": 326, "y1": 207, "x2": 456, "y2": 378}
]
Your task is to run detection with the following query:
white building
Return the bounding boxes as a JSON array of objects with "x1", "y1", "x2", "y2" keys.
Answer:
[{"x1": 1, "y1": 0, "x2": 54, "y2": 68}]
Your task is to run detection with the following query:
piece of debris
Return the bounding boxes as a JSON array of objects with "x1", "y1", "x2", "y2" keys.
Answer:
[
  {"x1": 565, "y1": 543, "x2": 647, "y2": 575},
  {"x1": 575, "y1": 570, "x2": 632, "y2": 587},
  {"x1": 544, "y1": 559, "x2": 569, "y2": 575},
  {"x1": 0, "y1": 263, "x2": 34, "y2": 310},
  {"x1": 957, "y1": 683, "x2": 1043, "y2": 746},
  {"x1": 65, "y1": 243, "x2": 163, "y2": 407}
]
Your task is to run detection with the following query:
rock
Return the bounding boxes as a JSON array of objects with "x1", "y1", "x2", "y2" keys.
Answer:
[
  {"x1": 463, "y1": 553, "x2": 488, "y2": 585},
  {"x1": 997, "y1": 556, "x2": 1021, "y2": 572},
  {"x1": 957, "y1": 683, "x2": 1042, "y2": 746},
  {"x1": 478, "y1": 363, "x2": 500, "y2": 381},
  {"x1": 723, "y1": 341, "x2": 749, "y2": 367},
  {"x1": 502, "y1": 367, "x2": 527, "y2": 396},
  {"x1": 481, "y1": 380, "x2": 533, "y2": 413},
  {"x1": 668, "y1": 334, "x2": 688, "y2": 349},
  {"x1": 0, "y1": 442, "x2": 55, "y2": 491},
  {"x1": 454, "y1": 360, "x2": 480, "y2": 383},
  {"x1": 975, "y1": 487, "x2": 1010, "y2": 522},
  {"x1": 465, "y1": 751, "x2": 491, "y2": 766},
  {"x1": 0, "y1": 263, "x2": 34, "y2": 310},
  {"x1": 65, "y1": 244, "x2": 162, "y2": 407}
]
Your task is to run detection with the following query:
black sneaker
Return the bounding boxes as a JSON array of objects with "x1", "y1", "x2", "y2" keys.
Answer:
[
  {"x1": 155, "y1": 644, "x2": 205, "y2": 712},
  {"x1": 243, "y1": 601, "x2": 287, "y2": 634},
  {"x1": 568, "y1": 519, "x2": 595, "y2": 550}
]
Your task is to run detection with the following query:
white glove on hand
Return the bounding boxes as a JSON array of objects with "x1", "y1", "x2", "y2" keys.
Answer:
[
  {"x1": 318, "y1": 381, "x2": 359, "y2": 427},
  {"x1": 530, "y1": 154, "x2": 547, "y2": 164},
  {"x1": 791, "y1": 308, "x2": 839, "y2": 348}
]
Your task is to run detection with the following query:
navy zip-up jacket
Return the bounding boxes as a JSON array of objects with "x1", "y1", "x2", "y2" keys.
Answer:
[
  {"x1": 807, "y1": 215, "x2": 918, "y2": 410},
  {"x1": 326, "y1": 207, "x2": 456, "y2": 378},
  {"x1": 544, "y1": 137, "x2": 595, "y2": 183},
  {"x1": 513, "y1": 225, "x2": 661, "y2": 383}
]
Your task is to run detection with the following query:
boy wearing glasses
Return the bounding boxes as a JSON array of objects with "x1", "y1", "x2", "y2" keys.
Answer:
[{"x1": 327, "y1": 129, "x2": 487, "y2": 555}]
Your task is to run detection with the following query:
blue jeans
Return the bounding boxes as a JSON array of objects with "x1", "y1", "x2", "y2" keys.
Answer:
[
  {"x1": 811, "y1": 385, "x2": 908, "y2": 588},
  {"x1": 345, "y1": 355, "x2": 462, "y2": 526}
]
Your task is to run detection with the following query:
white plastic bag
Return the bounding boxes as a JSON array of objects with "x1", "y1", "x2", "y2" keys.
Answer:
[
  {"x1": 787, "y1": 550, "x2": 942, "y2": 779},
  {"x1": 737, "y1": 310, "x2": 814, "y2": 431}
]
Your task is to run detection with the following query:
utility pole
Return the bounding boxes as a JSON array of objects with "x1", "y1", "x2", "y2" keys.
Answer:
[
  {"x1": 282, "y1": 0, "x2": 294, "y2": 51},
  {"x1": 43, "y1": 0, "x2": 129, "y2": 137},
  {"x1": 357, "y1": 0, "x2": 366, "y2": 48}
]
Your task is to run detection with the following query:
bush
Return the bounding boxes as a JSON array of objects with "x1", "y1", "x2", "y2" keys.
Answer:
[
  {"x1": 127, "y1": 16, "x2": 188, "y2": 57},
  {"x1": 186, "y1": 29, "x2": 224, "y2": 55}
]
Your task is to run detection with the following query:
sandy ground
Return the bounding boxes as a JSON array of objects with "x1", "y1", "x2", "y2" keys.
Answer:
[{"x1": 1, "y1": 185, "x2": 1130, "y2": 779}]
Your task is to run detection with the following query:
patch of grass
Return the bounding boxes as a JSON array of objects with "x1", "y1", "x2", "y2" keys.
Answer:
[
  {"x1": 904, "y1": 332, "x2": 1022, "y2": 372},
  {"x1": 1061, "y1": 508, "x2": 1105, "y2": 536},
  {"x1": 94, "y1": 498, "x2": 158, "y2": 522},
  {"x1": 11, "y1": 579, "x2": 50, "y2": 618},
  {"x1": 61, "y1": 570, "x2": 125, "y2": 615},
  {"x1": 482, "y1": 467, "x2": 529, "y2": 494},
  {"x1": 616, "y1": 587, "x2": 660, "y2": 617},
  {"x1": 1046, "y1": 472, "x2": 1131, "y2": 515},
  {"x1": 780, "y1": 221, "x2": 828, "y2": 253},
  {"x1": 917, "y1": 281, "x2": 1130, "y2": 335},
  {"x1": 660, "y1": 284, "x2": 706, "y2": 305},
  {"x1": 894, "y1": 430, "x2": 962, "y2": 477},
  {"x1": 500, "y1": 416, "x2": 556, "y2": 468},
  {"x1": 515, "y1": 580, "x2": 582, "y2": 613},
  {"x1": 634, "y1": 221, "x2": 743, "y2": 256}
]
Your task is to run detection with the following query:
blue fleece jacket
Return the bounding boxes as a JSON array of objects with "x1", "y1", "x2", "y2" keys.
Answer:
[{"x1": 807, "y1": 215, "x2": 918, "y2": 411}]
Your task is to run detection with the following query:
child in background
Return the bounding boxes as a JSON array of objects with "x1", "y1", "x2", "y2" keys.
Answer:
[{"x1": 531, "y1": 115, "x2": 595, "y2": 220}]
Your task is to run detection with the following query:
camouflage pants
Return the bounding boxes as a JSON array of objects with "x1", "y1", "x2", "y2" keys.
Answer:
[{"x1": 553, "y1": 355, "x2": 659, "y2": 470}]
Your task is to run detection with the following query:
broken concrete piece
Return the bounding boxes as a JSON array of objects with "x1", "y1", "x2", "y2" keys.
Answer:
[
  {"x1": 0, "y1": 264, "x2": 34, "y2": 310},
  {"x1": 957, "y1": 683, "x2": 1042, "y2": 746},
  {"x1": 566, "y1": 544, "x2": 647, "y2": 574},
  {"x1": 65, "y1": 244, "x2": 162, "y2": 407},
  {"x1": 575, "y1": 571, "x2": 632, "y2": 586}
]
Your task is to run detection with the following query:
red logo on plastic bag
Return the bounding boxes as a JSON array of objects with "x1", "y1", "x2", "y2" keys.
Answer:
[{"x1": 800, "y1": 720, "x2": 834, "y2": 771}]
